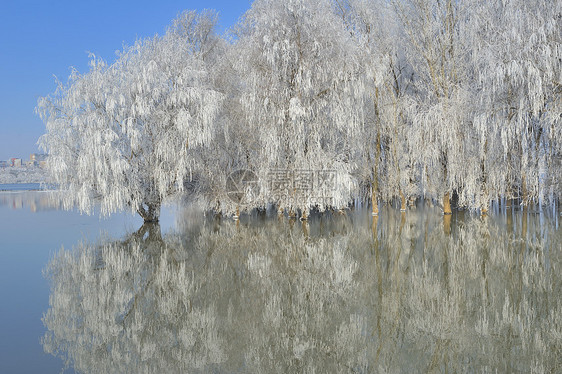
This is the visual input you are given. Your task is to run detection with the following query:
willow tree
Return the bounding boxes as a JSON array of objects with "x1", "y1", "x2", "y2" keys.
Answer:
[
  {"x1": 340, "y1": 0, "x2": 418, "y2": 213},
  {"x1": 232, "y1": 0, "x2": 366, "y2": 216},
  {"x1": 472, "y1": 0, "x2": 562, "y2": 207},
  {"x1": 37, "y1": 11, "x2": 222, "y2": 222},
  {"x1": 393, "y1": 0, "x2": 477, "y2": 213}
]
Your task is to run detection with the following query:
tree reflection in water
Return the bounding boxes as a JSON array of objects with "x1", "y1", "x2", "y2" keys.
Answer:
[{"x1": 42, "y1": 207, "x2": 562, "y2": 373}]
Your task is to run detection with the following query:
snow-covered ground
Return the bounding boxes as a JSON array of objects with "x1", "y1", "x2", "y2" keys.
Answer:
[{"x1": 0, "y1": 167, "x2": 50, "y2": 184}]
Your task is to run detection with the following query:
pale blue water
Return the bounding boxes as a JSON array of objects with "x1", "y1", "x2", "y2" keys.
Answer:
[
  {"x1": 0, "y1": 183, "x2": 43, "y2": 191},
  {"x1": 0, "y1": 190, "x2": 177, "y2": 374},
  {"x1": 1, "y1": 189, "x2": 561, "y2": 373}
]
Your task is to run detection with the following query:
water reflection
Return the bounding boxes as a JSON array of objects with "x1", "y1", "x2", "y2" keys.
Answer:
[
  {"x1": 43, "y1": 207, "x2": 562, "y2": 373},
  {"x1": 0, "y1": 191, "x2": 61, "y2": 212}
]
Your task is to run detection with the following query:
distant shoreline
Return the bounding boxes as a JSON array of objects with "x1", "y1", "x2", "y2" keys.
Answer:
[{"x1": 0, "y1": 167, "x2": 50, "y2": 185}]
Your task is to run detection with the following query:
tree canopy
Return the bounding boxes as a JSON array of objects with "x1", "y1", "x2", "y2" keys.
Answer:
[
  {"x1": 38, "y1": 1, "x2": 562, "y2": 220},
  {"x1": 38, "y1": 10, "x2": 222, "y2": 222}
]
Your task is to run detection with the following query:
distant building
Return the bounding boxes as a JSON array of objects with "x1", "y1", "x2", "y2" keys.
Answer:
[
  {"x1": 10, "y1": 158, "x2": 22, "y2": 167},
  {"x1": 0, "y1": 160, "x2": 7, "y2": 168},
  {"x1": 30, "y1": 153, "x2": 48, "y2": 168},
  {"x1": 30, "y1": 153, "x2": 47, "y2": 162}
]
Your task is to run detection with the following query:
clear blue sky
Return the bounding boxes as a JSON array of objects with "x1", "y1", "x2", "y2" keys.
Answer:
[{"x1": 0, "y1": 0, "x2": 250, "y2": 162}]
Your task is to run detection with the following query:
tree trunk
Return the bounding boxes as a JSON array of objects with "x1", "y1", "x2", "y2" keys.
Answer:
[
  {"x1": 521, "y1": 176, "x2": 528, "y2": 206},
  {"x1": 371, "y1": 186, "x2": 379, "y2": 216},
  {"x1": 443, "y1": 192, "x2": 452, "y2": 215},
  {"x1": 138, "y1": 201, "x2": 161, "y2": 223},
  {"x1": 289, "y1": 207, "x2": 296, "y2": 218},
  {"x1": 400, "y1": 190, "x2": 406, "y2": 212}
]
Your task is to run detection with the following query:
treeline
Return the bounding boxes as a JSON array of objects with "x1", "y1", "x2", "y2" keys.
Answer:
[{"x1": 38, "y1": 0, "x2": 561, "y2": 221}]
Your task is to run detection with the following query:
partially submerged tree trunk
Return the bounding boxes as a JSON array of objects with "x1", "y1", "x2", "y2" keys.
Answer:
[
  {"x1": 371, "y1": 186, "x2": 379, "y2": 216},
  {"x1": 138, "y1": 201, "x2": 161, "y2": 223},
  {"x1": 289, "y1": 207, "x2": 296, "y2": 219},
  {"x1": 521, "y1": 176, "x2": 528, "y2": 206},
  {"x1": 371, "y1": 101, "x2": 381, "y2": 217},
  {"x1": 400, "y1": 190, "x2": 406, "y2": 212},
  {"x1": 443, "y1": 192, "x2": 452, "y2": 215},
  {"x1": 480, "y1": 143, "x2": 489, "y2": 216}
]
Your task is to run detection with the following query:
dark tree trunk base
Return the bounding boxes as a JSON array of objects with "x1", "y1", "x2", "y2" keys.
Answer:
[{"x1": 138, "y1": 202, "x2": 161, "y2": 223}]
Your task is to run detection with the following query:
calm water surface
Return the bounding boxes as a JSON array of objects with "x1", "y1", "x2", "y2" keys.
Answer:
[
  {"x1": 1, "y1": 191, "x2": 561, "y2": 373},
  {"x1": 0, "y1": 190, "x2": 173, "y2": 373},
  {"x1": 0, "y1": 183, "x2": 43, "y2": 191}
]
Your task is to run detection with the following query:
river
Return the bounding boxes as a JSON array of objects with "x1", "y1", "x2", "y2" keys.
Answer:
[{"x1": 1, "y1": 189, "x2": 561, "y2": 373}]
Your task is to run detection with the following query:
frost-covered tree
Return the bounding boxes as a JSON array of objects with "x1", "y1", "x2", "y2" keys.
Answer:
[
  {"x1": 37, "y1": 10, "x2": 223, "y2": 222},
  {"x1": 187, "y1": 24, "x2": 258, "y2": 215},
  {"x1": 331, "y1": 0, "x2": 560, "y2": 213},
  {"x1": 391, "y1": 0, "x2": 480, "y2": 213},
  {"x1": 471, "y1": 0, "x2": 562, "y2": 206},
  {"x1": 38, "y1": 1, "x2": 561, "y2": 218},
  {"x1": 340, "y1": 0, "x2": 418, "y2": 213},
  {"x1": 230, "y1": 0, "x2": 366, "y2": 216}
]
